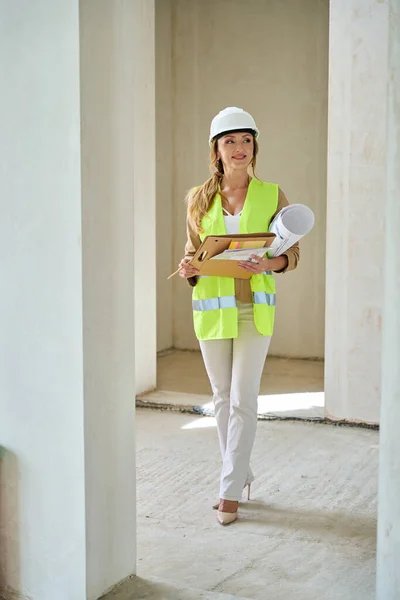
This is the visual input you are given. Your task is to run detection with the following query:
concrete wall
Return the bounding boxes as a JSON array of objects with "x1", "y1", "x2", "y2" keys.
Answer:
[
  {"x1": 0, "y1": 1, "x2": 137, "y2": 598},
  {"x1": 156, "y1": 0, "x2": 329, "y2": 358},
  {"x1": 325, "y1": 0, "x2": 388, "y2": 424}
]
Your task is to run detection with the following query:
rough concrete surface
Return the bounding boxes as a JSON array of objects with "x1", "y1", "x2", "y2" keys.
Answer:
[
  {"x1": 134, "y1": 409, "x2": 378, "y2": 600},
  {"x1": 101, "y1": 575, "x2": 251, "y2": 600},
  {"x1": 138, "y1": 351, "x2": 325, "y2": 421}
]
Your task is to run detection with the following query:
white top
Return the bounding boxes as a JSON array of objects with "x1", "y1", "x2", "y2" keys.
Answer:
[{"x1": 223, "y1": 208, "x2": 242, "y2": 235}]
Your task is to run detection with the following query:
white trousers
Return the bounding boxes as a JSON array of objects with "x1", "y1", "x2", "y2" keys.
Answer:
[{"x1": 199, "y1": 303, "x2": 271, "y2": 501}]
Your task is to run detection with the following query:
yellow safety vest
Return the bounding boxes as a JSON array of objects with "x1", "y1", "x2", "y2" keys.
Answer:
[{"x1": 192, "y1": 178, "x2": 278, "y2": 340}]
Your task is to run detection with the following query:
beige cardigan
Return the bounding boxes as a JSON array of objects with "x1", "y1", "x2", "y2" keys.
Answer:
[{"x1": 184, "y1": 187, "x2": 300, "y2": 302}]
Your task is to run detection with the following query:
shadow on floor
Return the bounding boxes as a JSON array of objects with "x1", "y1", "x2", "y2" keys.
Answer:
[{"x1": 242, "y1": 501, "x2": 377, "y2": 545}]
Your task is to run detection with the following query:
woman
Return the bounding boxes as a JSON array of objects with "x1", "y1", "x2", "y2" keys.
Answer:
[{"x1": 178, "y1": 107, "x2": 299, "y2": 525}]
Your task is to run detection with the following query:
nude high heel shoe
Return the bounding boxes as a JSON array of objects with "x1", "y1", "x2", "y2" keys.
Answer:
[
  {"x1": 217, "y1": 510, "x2": 238, "y2": 526},
  {"x1": 217, "y1": 500, "x2": 239, "y2": 526}
]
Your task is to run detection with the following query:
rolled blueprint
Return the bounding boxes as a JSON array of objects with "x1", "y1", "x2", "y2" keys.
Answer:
[{"x1": 267, "y1": 204, "x2": 315, "y2": 258}]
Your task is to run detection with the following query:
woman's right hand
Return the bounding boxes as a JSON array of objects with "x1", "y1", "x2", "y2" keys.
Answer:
[{"x1": 178, "y1": 257, "x2": 199, "y2": 279}]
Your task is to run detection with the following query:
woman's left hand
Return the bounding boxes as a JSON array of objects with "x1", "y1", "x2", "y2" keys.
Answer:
[{"x1": 238, "y1": 255, "x2": 272, "y2": 275}]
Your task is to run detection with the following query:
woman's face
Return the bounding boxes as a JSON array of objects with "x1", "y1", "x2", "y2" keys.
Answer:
[{"x1": 217, "y1": 132, "x2": 254, "y2": 172}]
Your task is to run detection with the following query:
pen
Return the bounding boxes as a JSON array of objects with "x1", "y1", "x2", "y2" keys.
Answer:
[{"x1": 167, "y1": 268, "x2": 180, "y2": 280}]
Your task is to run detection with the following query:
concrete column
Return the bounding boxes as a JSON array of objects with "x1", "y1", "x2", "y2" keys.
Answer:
[
  {"x1": 325, "y1": 0, "x2": 389, "y2": 423},
  {"x1": 80, "y1": 2, "x2": 137, "y2": 598},
  {"x1": 155, "y1": 0, "x2": 174, "y2": 353},
  {"x1": 0, "y1": 1, "x2": 140, "y2": 599},
  {"x1": 133, "y1": 0, "x2": 157, "y2": 394},
  {"x1": 376, "y1": 1, "x2": 400, "y2": 598}
]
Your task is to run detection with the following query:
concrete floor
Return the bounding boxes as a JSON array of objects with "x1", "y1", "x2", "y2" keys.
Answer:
[
  {"x1": 102, "y1": 576, "x2": 256, "y2": 600},
  {"x1": 138, "y1": 350, "x2": 325, "y2": 421},
  {"x1": 122, "y1": 409, "x2": 378, "y2": 600}
]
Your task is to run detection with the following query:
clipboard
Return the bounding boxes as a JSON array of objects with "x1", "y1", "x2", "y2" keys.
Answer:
[{"x1": 189, "y1": 232, "x2": 276, "y2": 280}]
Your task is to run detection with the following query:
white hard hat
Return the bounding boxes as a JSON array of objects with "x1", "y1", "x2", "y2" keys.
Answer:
[{"x1": 209, "y1": 107, "x2": 259, "y2": 145}]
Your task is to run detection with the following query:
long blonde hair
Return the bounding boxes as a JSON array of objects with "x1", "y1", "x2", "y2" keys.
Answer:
[{"x1": 186, "y1": 136, "x2": 259, "y2": 234}]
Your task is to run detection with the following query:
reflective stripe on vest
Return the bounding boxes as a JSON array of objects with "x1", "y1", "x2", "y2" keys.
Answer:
[
  {"x1": 253, "y1": 291, "x2": 276, "y2": 306},
  {"x1": 193, "y1": 296, "x2": 236, "y2": 311}
]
